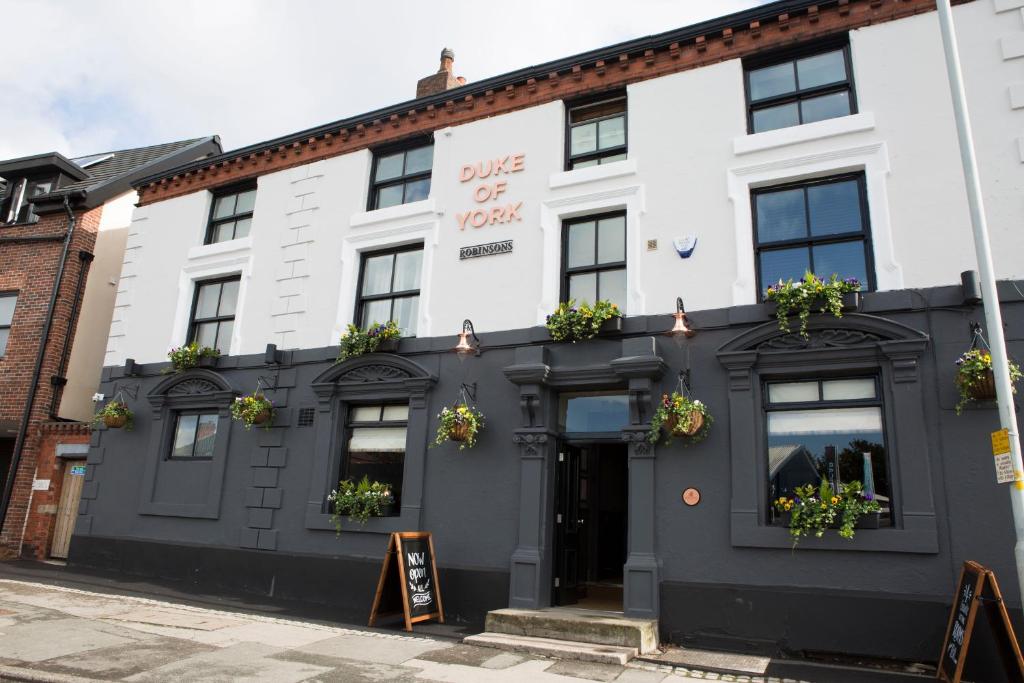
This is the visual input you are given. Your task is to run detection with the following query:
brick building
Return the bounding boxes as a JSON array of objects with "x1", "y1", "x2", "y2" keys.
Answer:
[{"x1": 0, "y1": 138, "x2": 221, "y2": 559}]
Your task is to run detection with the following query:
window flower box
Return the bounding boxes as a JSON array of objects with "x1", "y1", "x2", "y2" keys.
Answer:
[
  {"x1": 598, "y1": 316, "x2": 623, "y2": 336},
  {"x1": 764, "y1": 273, "x2": 862, "y2": 338}
]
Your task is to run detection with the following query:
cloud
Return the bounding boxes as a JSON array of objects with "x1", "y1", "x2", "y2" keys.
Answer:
[{"x1": 0, "y1": 0, "x2": 770, "y2": 158}]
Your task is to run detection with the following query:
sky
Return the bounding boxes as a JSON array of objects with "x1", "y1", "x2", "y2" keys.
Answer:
[{"x1": 1, "y1": 0, "x2": 771, "y2": 160}]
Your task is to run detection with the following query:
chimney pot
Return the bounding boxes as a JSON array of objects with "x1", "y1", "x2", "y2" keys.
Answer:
[{"x1": 417, "y1": 46, "x2": 466, "y2": 98}]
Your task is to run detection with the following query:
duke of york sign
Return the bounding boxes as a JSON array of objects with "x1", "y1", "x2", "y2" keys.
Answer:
[{"x1": 456, "y1": 153, "x2": 525, "y2": 230}]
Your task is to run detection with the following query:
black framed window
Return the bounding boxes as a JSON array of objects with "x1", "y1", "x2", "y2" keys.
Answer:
[
  {"x1": 0, "y1": 293, "x2": 16, "y2": 356},
  {"x1": 170, "y1": 412, "x2": 219, "y2": 459},
  {"x1": 753, "y1": 173, "x2": 872, "y2": 295},
  {"x1": 356, "y1": 244, "x2": 422, "y2": 336},
  {"x1": 369, "y1": 141, "x2": 433, "y2": 210},
  {"x1": 566, "y1": 94, "x2": 627, "y2": 170},
  {"x1": 2, "y1": 176, "x2": 55, "y2": 225},
  {"x1": 188, "y1": 276, "x2": 240, "y2": 352},
  {"x1": 562, "y1": 212, "x2": 626, "y2": 311},
  {"x1": 745, "y1": 42, "x2": 855, "y2": 134},
  {"x1": 343, "y1": 404, "x2": 408, "y2": 513},
  {"x1": 765, "y1": 377, "x2": 891, "y2": 527},
  {"x1": 206, "y1": 185, "x2": 255, "y2": 244}
]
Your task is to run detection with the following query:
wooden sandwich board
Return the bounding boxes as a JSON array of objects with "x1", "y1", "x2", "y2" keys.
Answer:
[
  {"x1": 368, "y1": 531, "x2": 444, "y2": 632},
  {"x1": 937, "y1": 560, "x2": 1024, "y2": 682}
]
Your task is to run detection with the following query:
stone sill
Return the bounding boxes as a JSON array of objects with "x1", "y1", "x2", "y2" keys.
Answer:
[
  {"x1": 549, "y1": 159, "x2": 637, "y2": 190},
  {"x1": 350, "y1": 198, "x2": 438, "y2": 229},
  {"x1": 733, "y1": 113, "x2": 875, "y2": 156},
  {"x1": 186, "y1": 236, "x2": 253, "y2": 261}
]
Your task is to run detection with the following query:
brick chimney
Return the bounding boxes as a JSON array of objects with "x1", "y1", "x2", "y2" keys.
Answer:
[{"x1": 416, "y1": 47, "x2": 465, "y2": 98}]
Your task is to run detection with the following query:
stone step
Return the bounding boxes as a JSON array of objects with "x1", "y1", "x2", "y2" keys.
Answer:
[
  {"x1": 464, "y1": 633, "x2": 638, "y2": 665},
  {"x1": 484, "y1": 608, "x2": 659, "y2": 654}
]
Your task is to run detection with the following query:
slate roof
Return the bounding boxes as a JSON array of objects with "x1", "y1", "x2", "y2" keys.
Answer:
[{"x1": 0, "y1": 136, "x2": 221, "y2": 209}]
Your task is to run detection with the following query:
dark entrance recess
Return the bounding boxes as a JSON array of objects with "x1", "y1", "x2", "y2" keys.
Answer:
[{"x1": 554, "y1": 442, "x2": 628, "y2": 611}]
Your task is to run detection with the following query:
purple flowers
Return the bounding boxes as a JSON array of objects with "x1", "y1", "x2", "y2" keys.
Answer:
[
  {"x1": 842, "y1": 277, "x2": 861, "y2": 287},
  {"x1": 863, "y1": 491, "x2": 874, "y2": 501}
]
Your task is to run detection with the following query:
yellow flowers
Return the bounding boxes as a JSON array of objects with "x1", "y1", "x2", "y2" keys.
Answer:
[{"x1": 831, "y1": 496, "x2": 839, "y2": 505}]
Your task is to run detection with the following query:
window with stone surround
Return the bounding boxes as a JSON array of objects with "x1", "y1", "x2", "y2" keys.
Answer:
[
  {"x1": 169, "y1": 412, "x2": 219, "y2": 459},
  {"x1": 752, "y1": 173, "x2": 872, "y2": 295},
  {"x1": 341, "y1": 404, "x2": 408, "y2": 514},
  {"x1": 188, "y1": 276, "x2": 240, "y2": 353},
  {"x1": 745, "y1": 39, "x2": 856, "y2": 134},
  {"x1": 369, "y1": 140, "x2": 433, "y2": 210},
  {"x1": 717, "y1": 314, "x2": 937, "y2": 553},
  {"x1": 355, "y1": 244, "x2": 422, "y2": 336},
  {"x1": 561, "y1": 212, "x2": 627, "y2": 311},
  {"x1": 205, "y1": 184, "x2": 255, "y2": 244},
  {"x1": 765, "y1": 377, "x2": 891, "y2": 528},
  {"x1": 0, "y1": 293, "x2": 16, "y2": 356}
]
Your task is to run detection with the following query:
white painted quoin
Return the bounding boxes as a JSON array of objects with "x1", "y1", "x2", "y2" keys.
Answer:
[{"x1": 107, "y1": 1, "x2": 1024, "y2": 365}]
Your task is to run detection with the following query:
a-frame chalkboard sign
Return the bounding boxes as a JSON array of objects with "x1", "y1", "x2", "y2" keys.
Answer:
[
  {"x1": 368, "y1": 531, "x2": 445, "y2": 632},
  {"x1": 937, "y1": 560, "x2": 1024, "y2": 682}
]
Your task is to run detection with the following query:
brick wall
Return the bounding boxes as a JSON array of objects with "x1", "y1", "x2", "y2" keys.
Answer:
[
  {"x1": 19, "y1": 422, "x2": 90, "y2": 560},
  {"x1": 0, "y1": 206, "x2": 102, "y2": 558}
]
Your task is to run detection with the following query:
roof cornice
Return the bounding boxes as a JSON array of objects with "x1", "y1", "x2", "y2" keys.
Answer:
[{"x1": 136, "y1": 0, "x2": 965, "y2": 206}]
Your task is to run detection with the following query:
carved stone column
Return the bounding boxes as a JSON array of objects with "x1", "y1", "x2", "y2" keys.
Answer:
[
  {"x1": 613, "y1": 337, "x2": 666, "y2": 620},
  {"x1": 504, "y1": 346, "x2": 553, "y2": 609}
]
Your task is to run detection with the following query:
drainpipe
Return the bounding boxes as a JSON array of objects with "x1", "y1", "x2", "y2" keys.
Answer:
[
  {"x1": 48, "y1": 250, "x2": 95, "y2": 419},
  {"x1": 0, "y1": 193, "x2": 79, "y2": 540}
]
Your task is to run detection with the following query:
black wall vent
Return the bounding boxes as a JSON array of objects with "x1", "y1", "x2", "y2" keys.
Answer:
[{"x1": 297, "y1": 407, "x2": 316, "y2": 427}]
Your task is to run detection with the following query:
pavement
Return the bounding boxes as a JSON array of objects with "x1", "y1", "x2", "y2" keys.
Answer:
[{"x1": 0, "y1": 578, "x2": 804, "y2": 683}]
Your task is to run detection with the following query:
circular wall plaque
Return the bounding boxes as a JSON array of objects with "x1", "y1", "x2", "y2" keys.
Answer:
[{"x1": 682, "y1": 488, "x2": 701, "y2": 506}]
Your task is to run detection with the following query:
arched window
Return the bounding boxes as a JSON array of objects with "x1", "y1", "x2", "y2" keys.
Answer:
[
  {"x1": 141, "y1": 370, "x2": 235, "y2": 519},
  {"x1": 306, "y1": 355, "x2": 435, "y2": 534},
  {"x1": 717, "y1": 313, "x2": 937, "y2": 553}
]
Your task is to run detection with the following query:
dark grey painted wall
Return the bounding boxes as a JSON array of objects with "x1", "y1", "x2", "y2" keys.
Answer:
[{"x1": 70, "y1": 282, "x2": 1024, "y2": 671}]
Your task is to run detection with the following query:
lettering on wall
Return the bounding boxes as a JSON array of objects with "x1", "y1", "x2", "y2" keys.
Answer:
[{"x1": 456, "y1": 153, "x2": 525, "y2": 230}]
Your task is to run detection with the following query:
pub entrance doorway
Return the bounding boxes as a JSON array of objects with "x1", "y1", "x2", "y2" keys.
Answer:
[{"x1": 553, "y1": 441, "x2": 628, "y2": 611}]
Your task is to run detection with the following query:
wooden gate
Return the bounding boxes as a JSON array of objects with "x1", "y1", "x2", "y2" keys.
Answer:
[{"x1": 51, "y1": 461, "x2": 86, "y2": 559}]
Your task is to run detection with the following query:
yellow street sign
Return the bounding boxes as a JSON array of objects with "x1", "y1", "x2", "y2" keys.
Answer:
[{"x1": 993, "y1": 429, "x2": 1011, "y2": 456}]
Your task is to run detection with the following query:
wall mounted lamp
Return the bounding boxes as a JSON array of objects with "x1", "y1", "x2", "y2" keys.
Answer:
[
  {"x1": 453, "y1": 319, "x2": 481, "y2": 356},
  {"x1": 668, "y1": 297, "x2": 696, "y2": 339}
]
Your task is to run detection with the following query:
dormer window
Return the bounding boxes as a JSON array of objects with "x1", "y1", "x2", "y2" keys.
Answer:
[{"x1": 2, "y1": 176, "x2": 55, "y2": 225}]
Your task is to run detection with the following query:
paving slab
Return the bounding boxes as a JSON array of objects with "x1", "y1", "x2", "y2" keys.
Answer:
[
  {"x1": 646, "y1": 647, "x2": 770, "y2": 675},
  {"x1": 25, "y1": 635, "x2": 217, "y2": 679},
  {"x1": 415, "y1": 643, "x2": 509, "y2": 668},
  {"x1": 480, "y1": 651, "x2": 526, "y2": 670},
  {"x1": 547, "y1": 659, "x2": 627, "y2": 681},
  {"x1": 0, "y1": 617, "x2": 141, "y2": 663},
  {"x1": 613, "y1": 669, "x2": 670, "y2": 683},
  {"x1": 122, "y1": 641, "x2": 332, "y2": 683},
  {"x1": 294, "y1": 632, "x2": 450, "y2": 665}
]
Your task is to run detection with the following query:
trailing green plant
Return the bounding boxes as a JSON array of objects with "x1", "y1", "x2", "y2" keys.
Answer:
[
  {"x1": 764, "y1": 272, "x2": 861, "y2": 339},
  {"x1": 434, "y1": 403, "x2": 485, "y2": 450},
  {"x1": 328, "y1": 475, "x2": 394, "y2": 530},
  {"x1": 230, "y1": 392, "x2": 275, "y2": 430},
  {"x1": 337, "y1": 321, "x2": 401, "y2": 361},
  {"x1": 773, "y1": 479, "x2": 880, "y2": 548},
  {"x1": 166, "y1": 342, "x2": 220, "y2": 373},
  {"x1": 647, "y1": 392, "x2": 713, "y2": 445},
  {"x1": 92, "y1": 401, "x2": 134, "y2": 430},
  {"x1": 545, "y1": 299, "x2": 621, "y2": 343},
  {"x1": 954, "y1": 348, "x2": 1022, "y2": 414}
]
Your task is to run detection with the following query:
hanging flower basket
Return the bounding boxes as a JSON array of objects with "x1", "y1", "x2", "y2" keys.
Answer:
[
  {"x1": 92, "y1": 400, "x2": 134, "y2": 431},
  {"x1": 231, "y1": 392, "x2": 275, "y2": 430},
  {"x1": 954, "y1": 347, "x2": 1022, "y2": 414},
  {"x1": 434, "y1": 403, "x2": 485, "y2": 450},
  {"x1": 648, "y1": 392, "x2": 712, "y2": 445},
  {"x1": 665, "y1": 409, "x2": 704, "y2": 437}
]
